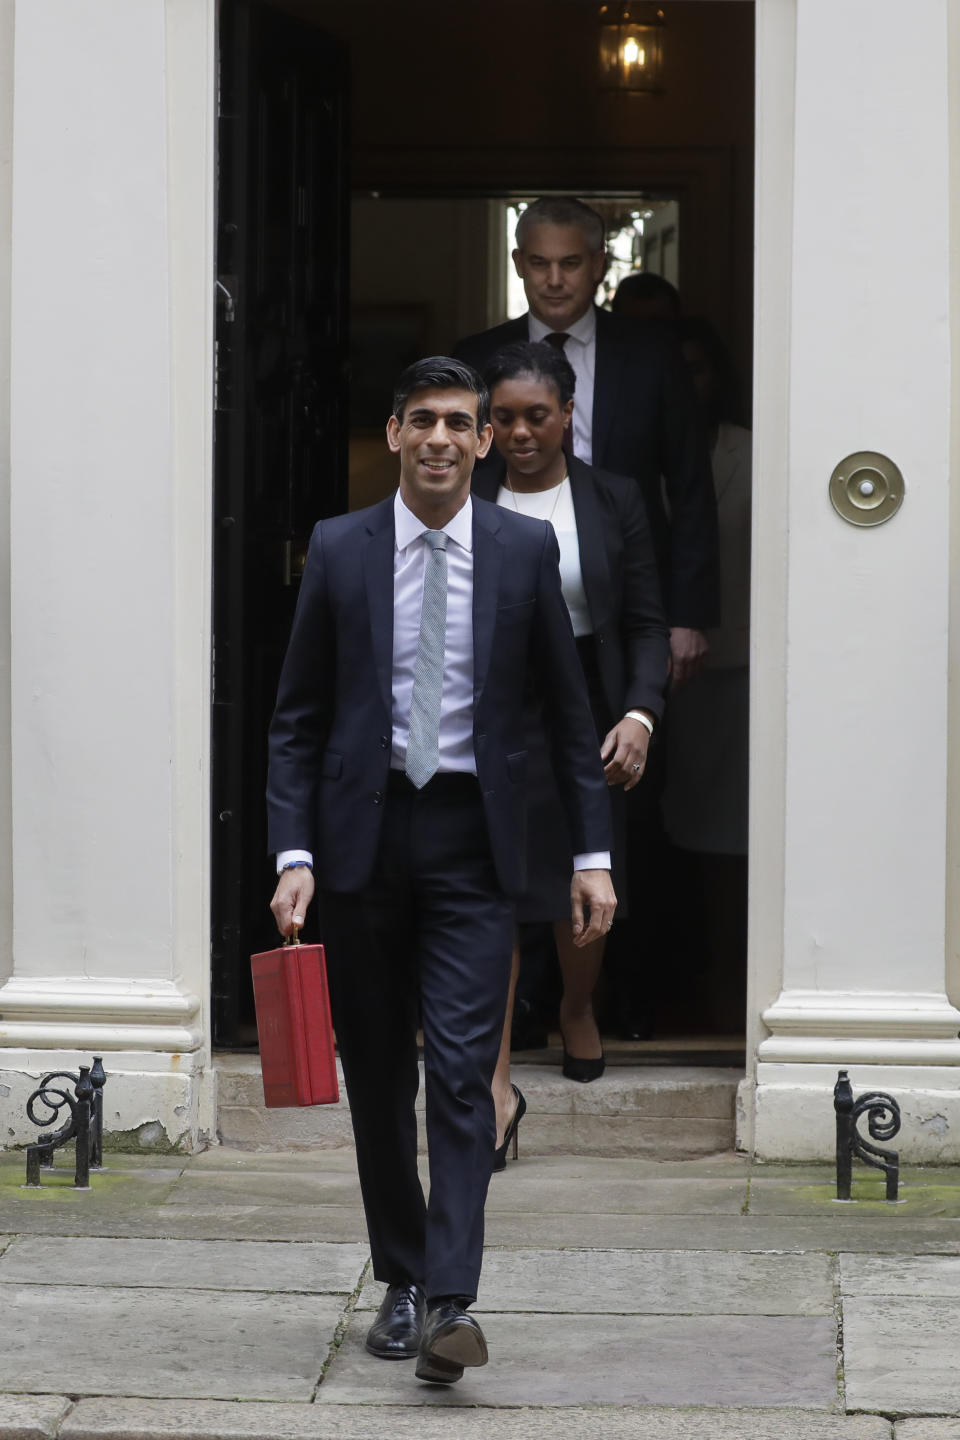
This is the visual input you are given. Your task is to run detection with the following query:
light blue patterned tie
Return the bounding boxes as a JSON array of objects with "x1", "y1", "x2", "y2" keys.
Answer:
[{"x1": 404, "y1": 529, "x2": 449, "y2": 789}]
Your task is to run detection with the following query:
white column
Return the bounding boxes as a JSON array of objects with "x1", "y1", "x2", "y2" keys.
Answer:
[
  {"x1": 746, "y1": 0, "x2": 960, "y2": 1159},
  {"x1": 0, "y1": 0, "x2": 14, "y2": 991},
  {"x1": 0, "y1": 0, "x2": 216, "y2": 1147}
]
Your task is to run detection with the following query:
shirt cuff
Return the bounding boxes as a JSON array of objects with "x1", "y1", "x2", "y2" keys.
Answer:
[
  {"x1": 624, "y1": 709, "x2": 655, "y2": 736},
  {"x1": 276, "y1": 849, "x2": 313, "y2": 875},
  {"x1": 573, "y1": 852, "x2": 611, "y2": 871}
]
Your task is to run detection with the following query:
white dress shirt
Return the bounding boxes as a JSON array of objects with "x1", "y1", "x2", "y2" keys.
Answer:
[
  {"x1": 528, "y1": 306, "x2": 597, "y2": 464},
  {"x1": 495, "y1": 479, "x2": 592, "y2": 637},
  {"x1": 391, "y1": 490, "x2": 476, "y2": 774},
  {"x1": 277, "y1": 488, "x2": 609, "y2": 873}
]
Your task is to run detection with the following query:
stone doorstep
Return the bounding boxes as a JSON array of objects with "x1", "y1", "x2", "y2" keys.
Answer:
[{"x1": 214, "y1": 1059, "x2": 740, "y2": 1158}]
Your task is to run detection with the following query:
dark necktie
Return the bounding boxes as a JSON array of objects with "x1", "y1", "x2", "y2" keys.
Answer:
[{"x1": 543, "y1": 332, "x2": 573, "y2": 455}]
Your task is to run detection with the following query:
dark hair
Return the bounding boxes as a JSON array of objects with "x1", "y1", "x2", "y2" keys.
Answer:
[
  {"x1": 392, "y1": 355, "x2": 489, "y2": 429},
  {"x1": 679, "y1": 316, "x2": 746, "y2": 427},
  {"x1": 611, "y1": 271, "x2": 681, "y2": 319},
  {"x1": 515, "y1": 197, "x2": 605, "y2": 254},
  {"x1": 484, "y1": 341, "x2": 577, "y2": 409}
]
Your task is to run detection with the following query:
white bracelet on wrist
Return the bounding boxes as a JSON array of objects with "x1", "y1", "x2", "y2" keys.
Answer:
[{"x1": 624, "y1": 710, "x2": 655, "y2": 737}]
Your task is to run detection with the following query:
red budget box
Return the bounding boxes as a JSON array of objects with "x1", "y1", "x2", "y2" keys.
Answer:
[{"x1": 250, "y1": 938, "x2": 339, "y2": 1107}]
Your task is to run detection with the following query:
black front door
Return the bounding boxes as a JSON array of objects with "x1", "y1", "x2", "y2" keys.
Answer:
[{"x1": 213, "y1": 0, "x2": 350, "y2": 1047}]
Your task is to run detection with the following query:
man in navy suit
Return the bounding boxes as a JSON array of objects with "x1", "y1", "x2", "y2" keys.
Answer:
[{"x1": 267, "y1": 357, "x2": 613, "y2": 1384}]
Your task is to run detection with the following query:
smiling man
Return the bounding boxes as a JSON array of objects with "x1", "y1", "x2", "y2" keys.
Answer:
[{"x1": 267, "y1": 356, "x2": 613, "y2": 1385}]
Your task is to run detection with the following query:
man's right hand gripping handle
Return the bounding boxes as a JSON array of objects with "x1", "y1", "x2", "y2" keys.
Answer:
[{"x1": 270, "y1": 868, "x2": 316, "y2": 938}]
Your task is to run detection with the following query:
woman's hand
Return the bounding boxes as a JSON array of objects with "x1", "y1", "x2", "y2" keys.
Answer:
[{"x1": 601, "y1": 715, "x2": 652, "y2": 791}]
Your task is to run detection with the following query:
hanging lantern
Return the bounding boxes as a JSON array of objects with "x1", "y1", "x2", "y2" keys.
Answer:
[{"x1": 598, "y1": 4, "x2": 665, "y2": 93}]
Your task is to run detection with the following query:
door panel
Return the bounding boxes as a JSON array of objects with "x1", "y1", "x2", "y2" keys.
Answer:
[{"x1": 213, "y1": 0, "x2": 349, "y2": 1046}]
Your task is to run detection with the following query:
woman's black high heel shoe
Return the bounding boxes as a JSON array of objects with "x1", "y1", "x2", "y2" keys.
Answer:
[
  {"x1": 492, "y1": 1084, "x2": 527, "y2": 1172},
  {"x1": 560, "y1": 1030, "x2": 606, "y2": 1083}
]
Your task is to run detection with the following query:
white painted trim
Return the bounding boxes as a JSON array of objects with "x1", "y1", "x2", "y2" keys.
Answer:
[
  {"x1": 0, "y1": 1050, "x2": 214, "y2": 1149},
  {"x1": 0, "y1": 0, "x2": 13, "y2": 990},
  {"x1": 740, "y1": 0, "x2": 797, "y2": 1149},
  {"x1": 754, "y1": 1063, "x2": 960, "y2": 1161},
  {"x1": 165, "y1": 0, "x2": 216, "y2": 1058},
  {"x1": 761, "y1": 989, "x2": 960, "y2": 1040},
  {"x1": 0, "y1": 975, "x2": 203, "y2": 1051},
  {"x1": 945, "y1": 0, "x2": 960, "y2": 1013}
]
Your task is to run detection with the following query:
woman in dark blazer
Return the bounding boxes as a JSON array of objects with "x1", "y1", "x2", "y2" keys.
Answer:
[{"x1": 474, "y1": 342, "x2": 670, "y2": 1167}]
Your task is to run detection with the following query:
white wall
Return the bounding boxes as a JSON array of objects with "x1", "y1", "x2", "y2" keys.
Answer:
[
  {"x1": 0, "y1": 0, "x2": 15, "y2": 989},
  {"x1": 0, "y1": 0, "x2": 216, "y2": 1148},
  {"x1": 746, "y1": 0, "x2": 960, "y2": 1158}
]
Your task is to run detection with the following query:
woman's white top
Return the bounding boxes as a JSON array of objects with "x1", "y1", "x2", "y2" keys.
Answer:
[{"x1": 495, "y1": 478, "x2": 593, "y2": 637}]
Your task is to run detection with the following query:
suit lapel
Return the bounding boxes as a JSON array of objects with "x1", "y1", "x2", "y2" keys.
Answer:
[
  {"x1": 569, "y1": 459, "x2": 613, "y2": 632},
  {"x1": 471, "y1": 500, "x2": 503, "y2": 704},
  {"x1": 363, "y1": 498, "x2": 396, "y2": 719},
  {"x1": 591, "y1": 309, "x2": 623, "y2": 465}
]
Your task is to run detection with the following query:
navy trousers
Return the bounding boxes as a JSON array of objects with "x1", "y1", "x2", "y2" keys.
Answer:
[{"x1": 319, "y1": 772, "x2": 514, "y2": 1302}]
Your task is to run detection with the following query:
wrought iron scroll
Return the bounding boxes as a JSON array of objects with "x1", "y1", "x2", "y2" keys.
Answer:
[
  {"x1": 24, "y1": 1057, "x2": 107, "y2": 1189},
  {"x1": 834, "y1": 1068, "x2": 901, "y2": 1201}
]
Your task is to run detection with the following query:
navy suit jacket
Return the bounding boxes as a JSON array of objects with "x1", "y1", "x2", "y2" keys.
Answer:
[
  {"x1": 266, "y1": 493, "x2": 611, "y2": 897},
  {"x1": 472, "y1": 456, "x2": 670, "y2": 725},
  {"x1": 454, "y1": 307, "x2": 720, "y2": 630}
]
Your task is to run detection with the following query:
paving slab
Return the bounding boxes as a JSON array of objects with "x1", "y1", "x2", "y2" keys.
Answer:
[
  {"x1": 488, "y1": 1173, "x2": 747, "y2": 1215},
  {"x1": 0, "y1": 1394, "x2": 71, "y2": 1439},
  {"x1": 750, "y1": 1177, "x2": 960, "y2": 1217},
  {"x1": 6, "y1": 1199, "x2": 954, "y2": 1254},
  {"x1": 750, "y1": 1164, "x2": 960, "y2": 1187},
  {"x1": 193, "y1": 1149, "x2": 749, "y2": 1180},
  {"x1": 843, "y1": 1296, "x2": 960, "y2": 1414},
  {"x1": 357, "y1": 1247, "x2": 834, "y2": 1315},
  {"x1": 482, "y1": 1210, "x2": 960, "y2": 1253},
  {"x1": 179, "y1": 1155, "x2": 754, "y2": 1217},
  {"x1": 317, "y1": 1310, "x2": 839, "y2": 1408},
  {"x1": 0, "y1": 1154, "x2": 188, "y2": 1175},
  {"x1": 0, "y1": 1283, "x2": 343, "y2": 1401},
  {"x1": 895, "y1": 1425, "x2": 960, "y2": 1439},
  {"x1": 189, "y1": 1149, "x2": 361, "y2": 1174},
  {"x1": 0, "y1": 1203, "x2": 371, "y2": 1243},
  {"x1": 58, "y1": 1399, "x2": 893, "y2": 1440},
  {"x1": 163, "y1": 1171, "x2": 363, "y2": 1208},
  {"x1": 0, "y1": 1237, "x2": 368, "y2": 1293},
  {"x1": 0, "y1": 1167, "x2": 183, "y2": 1219},
  {"x1": 842, "y1": 1254, "x2": 960, "y2": 1298}
]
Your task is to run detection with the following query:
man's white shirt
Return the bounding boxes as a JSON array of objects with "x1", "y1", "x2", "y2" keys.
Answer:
[{"x1": 528, "y1": 306, "x2": 596, "y2": 464}]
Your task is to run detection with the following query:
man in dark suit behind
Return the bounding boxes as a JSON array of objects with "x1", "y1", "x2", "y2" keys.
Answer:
[
  {"x1": 267, "y1": 357, "x2": 614, "y2": 1384},
  {"x1": 454, "y1": 196, "x2": 719, "y2": 680},
  {"x1": 455, "y1": 199, "x2": 720, "y2": 1036}
]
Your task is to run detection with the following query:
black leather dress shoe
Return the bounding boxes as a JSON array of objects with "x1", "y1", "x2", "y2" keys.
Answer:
[
  {"x1": 415, "y1": 1300, "x2": 489, "y2": 1384},
  {"x1": 364, "y1": 1282, "x2": 426, "y2": 1360}
]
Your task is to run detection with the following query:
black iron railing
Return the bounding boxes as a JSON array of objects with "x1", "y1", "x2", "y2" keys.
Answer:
[{"x1": 24, "y1": 1057, "x2": 107, "y2": 1189}]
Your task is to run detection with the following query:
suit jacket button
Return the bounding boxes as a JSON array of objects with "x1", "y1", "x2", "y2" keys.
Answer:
[
  {"x1": 379, "y1": 736, "x2": 389, "y2": 748},
  {"x1": 373, "y1": 790, "x2": 383, "y2": 805}
]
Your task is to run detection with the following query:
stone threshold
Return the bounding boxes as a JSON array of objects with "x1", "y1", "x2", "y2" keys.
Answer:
[{"x1": 214, "y1": 1056, "x2": 742, "y2": 1158}]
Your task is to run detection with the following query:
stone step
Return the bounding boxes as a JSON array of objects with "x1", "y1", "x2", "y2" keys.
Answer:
[{"x1": 215, "y1": 1055, "x2": 741, "y2": 1159}]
